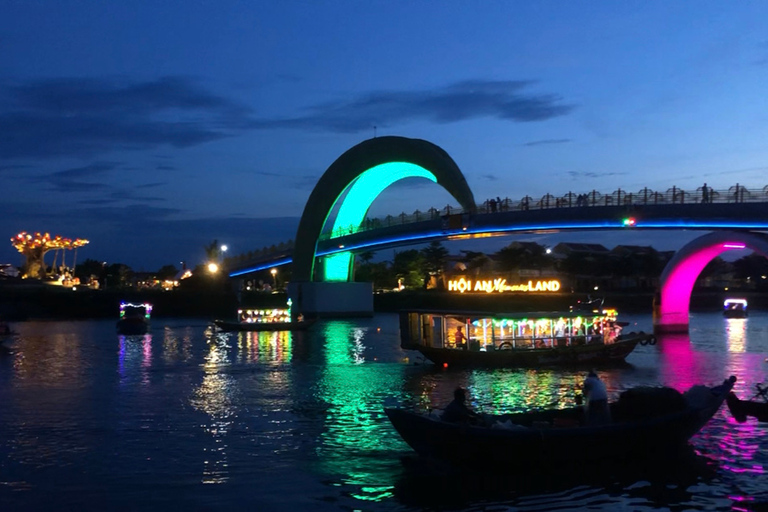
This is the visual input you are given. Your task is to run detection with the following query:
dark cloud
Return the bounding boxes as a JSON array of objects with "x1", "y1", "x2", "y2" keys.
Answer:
[
  {"x1": 478, "y1": 174, "x2": 499, "y2": 181},
  {"x1": 253, "y1": 170, "x2": 285, "y2": 178},
  {"x1": 522, "y1": 138, "x2": 572, "y2": 147},
  {"x1": 0, "y1": 163, "x2": 31, "y2": 173},
  {"x1": 568, "y1": 170, "x2": 628, "y2": 179},
  {"x1": 0, "y1": 76, "x2": 253, "y2": 159},
  {"x1": 250, "y1": 80, "x2": 574, "y2": 133},
  {"x1": 0, "y1": 77, "x2": 573, "y2": 161},
  {"x1": 156, "y1": 164, "x2": 176, "y2": 171},
  {"x1": 106, "y1": 190, "x2": 165, "y2": 202},
  {"x1": 29, "y1": 162, "x2": 116, "y2": 193},
  {"x1": 49, "y1": 161, "x2": 117, "y2": 180},
  {"x1": 136, "y1": 182, "x2": 166, "y2": 189}
]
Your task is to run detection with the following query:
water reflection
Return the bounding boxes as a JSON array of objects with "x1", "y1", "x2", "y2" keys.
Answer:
[
  {"x1": 726, "y1": 318, "x2": 748, "y2": 353},
  {"x1": 190, "y1": 337, "x2": 237, "y2": 484},
  {"x1": 118, "y1": 333, "x2": 153, "y2": 386},
  {"x1": 315, "y1": 321, "x2": 404, "y2": 501},
  {"x1": 656, "y1": 333, "x2": 701, "y2": 391},
  {"x1": 3, "y1": 315, "x2": 768, "y2": 511},
  {"x1": 237, "y1": 330, "x2": 293, "y2": 364}
]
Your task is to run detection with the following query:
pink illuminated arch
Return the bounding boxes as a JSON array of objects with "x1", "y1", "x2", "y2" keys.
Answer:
[{"x1": 656, "y1": 231, "x2": 768, "y2": 333}]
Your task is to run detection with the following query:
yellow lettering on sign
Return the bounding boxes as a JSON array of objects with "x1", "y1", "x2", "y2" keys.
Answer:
[{"x1": 446, "y1": 278, "x2": 561, "y2": 293}]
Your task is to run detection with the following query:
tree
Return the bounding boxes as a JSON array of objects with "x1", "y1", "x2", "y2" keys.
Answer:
[
  {"x1": 460, "y1": 250, "x2": 490, "y2": 276},
  {"x1": 421, "y1": 241, "x2": 449, "y2": 275},
  {"x1": 157, "y1": 265, "x2": 179, "y2": 280},
  {"x1": 74, "y1": 258, "x2": 106, "y2": 282},
  {"x1": 11, "y1": 232, "x2": 89, "y2": 279},
  {"x1": 392, "y1": 249, "x2": 426, "y2": 288},
  {"x1": 105, "y1": 263, "x2": 133, "y2": 289},
  {"x1": 355, "y1": 261, "x2": 396, "y2": 290},
  {"x1": 204, "y1": 240, "x2": 220, "y2": 261},
  {"x1": 357, "y1": 250, "x2": 375, "y2": 265},
  {"x1": 732, "y1": 254, "x2": 768, "y2": 290}
]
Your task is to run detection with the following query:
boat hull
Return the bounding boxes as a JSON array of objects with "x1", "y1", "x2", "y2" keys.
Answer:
[
  {"x1": 412, "y1": 334, "x2": 649, "y2": 368},
  {"x1": 386, "y1": 378, "x2": 734, "y2": 465},
  {"x1": 726, "y1": 392, "x2": 768, "y2": 422},
  {"x1": 213, "y1": 319, "x2": 316, "y2": 332},
  {"x1": 116, "y1": 319, "x2": 150, "y2": 335}
]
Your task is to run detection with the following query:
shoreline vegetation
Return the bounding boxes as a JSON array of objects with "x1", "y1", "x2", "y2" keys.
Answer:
[{"x1": 1, "y1": 280, "x2": 765, "y2": 320}]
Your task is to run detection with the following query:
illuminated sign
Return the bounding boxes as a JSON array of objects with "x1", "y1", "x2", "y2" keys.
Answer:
[{"x1": 447, "y1": 277, "x2": 561, "y2": 293}]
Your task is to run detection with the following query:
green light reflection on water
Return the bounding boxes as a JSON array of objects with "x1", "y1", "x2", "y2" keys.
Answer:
[
  {"x1": 314, "y1": 320, "x2": 404, "y2": 501},
  {"x1": 467, "y1": 369, "x2": 585, "y2": 414}
]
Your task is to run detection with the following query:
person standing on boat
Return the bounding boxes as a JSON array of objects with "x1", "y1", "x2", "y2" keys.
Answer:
[
  {"x1": 582, "y1": 371, "x2": 610, "y2": 425},
  {"x1": 441, "y1": 388, "x2": 480, "y2": 424},
  {"x1": 454, "y1": 325, "x2": 468, "y2": 350}
]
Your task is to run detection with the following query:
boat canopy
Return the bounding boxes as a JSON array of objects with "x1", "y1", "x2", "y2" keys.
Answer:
[
  {"x1": 119, "y1": 302, "x2": 152, "y2": 319},
  {"x1": 400, "y1": 309, "x2": 620, "y2": 351},
  {"x1": 723, "y1": 298, "x2": 747, "y2": 309}
]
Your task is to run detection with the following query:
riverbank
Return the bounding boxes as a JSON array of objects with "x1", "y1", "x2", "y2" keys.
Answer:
[
  {"x1": 2, "y1": 280, "x2": 765, "y2": 320},
  {"x1": 0, "y1": 282, "x2": 239, "y2": 320}
]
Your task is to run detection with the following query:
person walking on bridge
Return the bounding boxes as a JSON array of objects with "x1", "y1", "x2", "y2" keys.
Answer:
[{"x1": 702, "y1": 183, "x2": 709, "y2": 204}]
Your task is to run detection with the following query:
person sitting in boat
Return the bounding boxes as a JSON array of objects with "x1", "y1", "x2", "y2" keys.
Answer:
[
  {"x1": 441, "y1": 387, "x2": 480, "y2": 424},
  {"x1": 454, "y1": 325, "x2": 468, "y2": 350},
  {"x1": 582, "y1": 371, "x2": 611, "y2": 425}
]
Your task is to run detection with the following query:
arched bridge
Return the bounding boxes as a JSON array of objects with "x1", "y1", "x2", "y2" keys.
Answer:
[
  {"x1": 226, "y1": 135, "x2": 768, "y2": 329},
  {"x1": 229, "y1": 187, "x2": 768, "y2": 276}
]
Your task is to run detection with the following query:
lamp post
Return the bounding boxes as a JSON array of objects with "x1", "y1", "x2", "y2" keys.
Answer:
[{"x1": 270, "y1": 268, "x2": 277, "y2": 290}]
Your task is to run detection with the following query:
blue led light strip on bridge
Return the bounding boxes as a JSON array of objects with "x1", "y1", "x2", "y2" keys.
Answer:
[{"x1": 229, "y1": 219, "x2": 768, "y2": 277}]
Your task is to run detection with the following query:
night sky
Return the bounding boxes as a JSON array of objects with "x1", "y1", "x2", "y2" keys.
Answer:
[{"x1": 2, "y1": 2, "x2": 767, "y2": 270}]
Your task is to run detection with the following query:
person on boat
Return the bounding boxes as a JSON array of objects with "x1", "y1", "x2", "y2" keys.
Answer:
[
  {"x1": 454, "y1": 325, "x2": 468, "y2": 350},
  {"x1": 441, "y1": 387, "x2": 480, "y2": 424},
  {"x1": 582, "y1": 371, "x2": 611, "y2": 425}
]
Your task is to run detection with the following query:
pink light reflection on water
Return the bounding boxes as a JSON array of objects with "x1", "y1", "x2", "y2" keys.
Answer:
[{"x1": 656, "y1": 333, "x2": 700, "y2": 391}]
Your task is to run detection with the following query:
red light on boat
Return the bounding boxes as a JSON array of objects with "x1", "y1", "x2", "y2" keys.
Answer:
[{"x1": 443, "y1": 363, "x2": 448, "y2": 369}]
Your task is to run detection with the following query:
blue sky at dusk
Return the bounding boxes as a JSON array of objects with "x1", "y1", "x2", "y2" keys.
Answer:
[{"x1": 2, "y1": 2, "x2": 767, "y2": 270}]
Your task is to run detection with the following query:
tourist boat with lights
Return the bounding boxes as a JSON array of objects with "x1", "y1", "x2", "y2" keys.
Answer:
[
  {"x1": 399, "y1": 309, "x2": 651, "y2": 368},
  {"x1": 213, "y1": 306, "x2": 316, "y2": 332},
  {"x1": 723, "y1": 298, "x2": 748, "y2": 318},
  {"x1": 385, "y1": 376, "x2": 736, "y2": 465},
  {"x1": 116, "y1": 302, "x2": 152, "y2": 335}
]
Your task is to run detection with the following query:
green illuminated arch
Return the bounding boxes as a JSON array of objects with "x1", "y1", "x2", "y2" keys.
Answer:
[
  {"x1": 292, "y1": 136, "x2": 476, "y2": 282},
  {"x1": 324, "y1": 162, "x2": 437, "y2": 281}
]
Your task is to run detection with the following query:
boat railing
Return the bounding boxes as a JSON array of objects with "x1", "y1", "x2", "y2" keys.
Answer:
[{"x1": 471, "y1": 334, "x2": 607, "y2": 351}]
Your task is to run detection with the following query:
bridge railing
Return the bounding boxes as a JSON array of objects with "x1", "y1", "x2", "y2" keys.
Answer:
[
  {"x1": 230, "y1": 183, "x2": 768, "y2": 266},
  {"x1": 319, "y1": 183, "x2": 768, "y2": 240}
]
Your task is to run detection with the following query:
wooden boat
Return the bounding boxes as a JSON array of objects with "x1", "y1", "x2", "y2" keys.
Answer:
[
  {"x1": 385, "y1": 376, "x2": 736, "y2": 465},
  {"x1": 726, "y1": 384, "x2": 768, "y2": 422},
  {"x1": 723, "y1": 298, "x2": 748, "y2": 318},
  {"x1": 213, "y1": 305, "x2": 315, "y2": 332},
  {"x1": 399, "y1": 309, "x2": 652, "y2": 368},
  {"x1": 116, "y1": 302, "x2": 152, "y2": 335}
]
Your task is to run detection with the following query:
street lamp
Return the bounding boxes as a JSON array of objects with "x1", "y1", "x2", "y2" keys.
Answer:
[
  {"x1": 208, "y1": 262, "x2": 219, "y2": 274},
  {"x1": 270, "y1": 268, "x2": 277, "y2": 289}
]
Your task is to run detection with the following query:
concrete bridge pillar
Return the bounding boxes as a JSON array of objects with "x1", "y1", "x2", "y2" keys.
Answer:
[{"x1": 653, "y1": 230, "x2": 768, "y2": 334}]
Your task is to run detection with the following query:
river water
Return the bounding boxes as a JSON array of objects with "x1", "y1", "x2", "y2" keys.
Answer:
[{"x1": 1, "y1": 311, "x2": 767, "y2": 511}]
